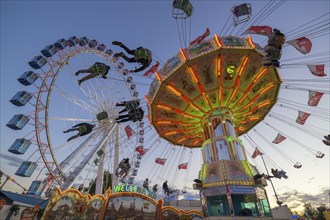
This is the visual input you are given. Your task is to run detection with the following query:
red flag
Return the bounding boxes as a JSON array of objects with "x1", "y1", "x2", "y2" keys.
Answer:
[
  {"x1": 252, "y1": 147, "x2": 263, "y2": 159},
  {"x1": 308, "y1": 91, "x2": 324, "y2": 106},
  {"x1": 243, "y1": 26, "x2": 272, "y2": 36},
  {"x1": 190, "y1": 28, "x2": 210, "y2": 47},
  {"x1": 144, "y1": 61, "x2": 160, "y2": 77},
  {"x1": 125, "y1": 125, "x2": 136, "y2": 138},
  {"x1": 287, "y1": 37, "x2": 312, "y2": 54},
  {"x1": 307, "y1": 65, "x2": 326, "y2": 77},
  {"x1": 295, "y1": 111, "x2": 311, "y2": 125},
  {"x1": 135, "y1": 146, "x2": 149, "y2": 155},
  {"x1": 272, "y1": 133, "x2": 286, "y2": 144},
  {"x1": 178, "y1": 163, "x2": 188, "y2": 170},
  {"x1": 155, "y1": 158, "x2": 167, "y2": 165}
]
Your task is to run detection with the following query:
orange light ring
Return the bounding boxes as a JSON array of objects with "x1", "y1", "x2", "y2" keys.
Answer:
[
  {"x1": 247, "y1": 36, "x2": 255, "y2": 48},
  {"x1": 155, "y1": 71, "x2": 161, "y2": 81},
  {"x1": 231, "y1": 67, "x2": 266, "y2": 108},
  {"x1": 174, "y1": 109, "x2": 201, "y2": 119},
  {"x1": 188, "y1": 67, "x2": 199, "y2": 83},
  {"x1": 217, "y1": 55, "x2": 221, "y2": 76},
  {"x1": 249, "y1": 116, "x2": 261, "y2": 121},
  {"x1": 189, "y1": 103, "x2": 205, "y2": 113},
  {"x1": 165, "y1": 131, "x2": 178, "y2": 136},
  {"x1": 193, "y1": 139, "x2": 201, "y2": 145},
  {"x1": 259, "y1": 83, "x2": 275, "y2": 95},
  {"x1": 202, "y1": 92, "x2": 213, "y2": 109},
  {"x1": 167, "y1": 85, "x2": 181, "y2": 96},
  {"x1": 177, "y1": 137, "x2": 187, "y2": 143},
  {"x1": 157, "y1": 121, "x2": 172, "y2": 124},
  {"x1": 238, "y1": 56, "x2": 249, "y2": 77},
  {"x1": 235, "y1": 111, "x2": 252, "y2": 118},
  {"x1": 180, "y1": 48, "x2": 187, "y2": 61},
  {"x1": 184, "y1": 127, "x2": 201, "y2": 133},
  {"x1": 144, "y1": 95, "x2": 151, "y2": 105},
  {"x1": 256, "y1": 100, "x2": 271, "y2": 109},
  {"x1": 252, "y1": 68, "x2": 267, "y2": 83},
  {"x1": 156, "y1": 104, "x2": 172, "y2": 111},
  {"x1": 214, "y1": 34, "x2": 223, "y2": 48},
  {"x1": 228, "y1": 57, "x2": 248, "y2": 104}
]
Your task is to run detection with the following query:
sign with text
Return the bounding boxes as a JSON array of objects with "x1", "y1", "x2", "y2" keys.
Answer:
[
  {"x1": 203, "y1": 186, "x2": 227, "y2": 196},
  {"x1": 229, "y1": 186, "x2": 255, "y2": 194},
  {"x1": 112, "y1": 184, "x2": 157, "y2": 199}
]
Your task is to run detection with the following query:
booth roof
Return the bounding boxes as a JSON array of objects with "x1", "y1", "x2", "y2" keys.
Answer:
[{"x1": 0, "y1": 190, "x2": 48, "y2": 209}]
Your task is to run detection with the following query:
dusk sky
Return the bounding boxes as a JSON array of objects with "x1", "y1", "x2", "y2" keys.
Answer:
[{"x1": 1, "y1": 0, "x2": 329, "y2": 212}]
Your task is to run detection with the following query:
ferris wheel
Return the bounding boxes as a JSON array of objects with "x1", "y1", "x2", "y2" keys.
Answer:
[{"x1": 6, "y1": 36, "x2": 146, "y2": 194}]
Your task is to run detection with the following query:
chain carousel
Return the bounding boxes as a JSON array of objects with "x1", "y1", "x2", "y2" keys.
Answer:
[{"x1": 146, "y1": 34, "x2": 280, "y2": 219}]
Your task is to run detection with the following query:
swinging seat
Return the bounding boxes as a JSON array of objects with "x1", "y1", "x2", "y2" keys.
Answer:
[
  {"x1": 231, "y1": 3, "x2": 252, "y2": 26},
  {"x1": 316, "y1": 151, "x2": 325, "y2": 158},
  {"x1": 294, "y1": 162, "x2": 302, "y2": 169},
  {"x1": 172, "y1": 0, "x2": 193, "y2": 19},
  {"x1": 134, "y1": 48, "x2": 152, "y2": 63}
]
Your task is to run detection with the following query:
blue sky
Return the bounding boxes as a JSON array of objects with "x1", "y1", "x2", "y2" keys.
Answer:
[{"x1": 1, "y1": 0, "x2": 329, "y2": 212}]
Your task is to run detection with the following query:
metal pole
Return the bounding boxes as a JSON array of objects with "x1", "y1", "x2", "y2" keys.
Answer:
[
  {"x1": 95, "y1": 141, "x2": 106, "y2": 194},
  {"x1": 0, "y1": 178, "x2": 10, "y2": 190},
  {"x1": 112, "y1": 124, "x2": 119, "y2": 188},
  {"x1": 260, "y1": 154, "x2": 282, "y2": 206},
  {"x1": 60, "y1": 124, "x2": 116, "y2": 190}
]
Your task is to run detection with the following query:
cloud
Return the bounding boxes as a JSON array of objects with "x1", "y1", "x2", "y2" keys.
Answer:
[
  {"x1": 7, "y1": 162, "x2": 21, "y2": 167},
  {"x1": 279, "y1": 187, "x2": 329, "y2": 210},
  {"x1": 0, "y1": 154, "x2": 25, "y2": 165}
]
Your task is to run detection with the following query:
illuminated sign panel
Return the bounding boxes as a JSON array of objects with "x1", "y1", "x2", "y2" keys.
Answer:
[{"x1": 113, "y1": 184, "x2": 157, "y2": 199}]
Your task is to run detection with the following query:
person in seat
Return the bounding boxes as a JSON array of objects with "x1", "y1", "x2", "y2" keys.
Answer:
[
  {"x1": 263, "y1": 29, "x2": 286, "y2": 68},
  {"x1": 63, "y1": 123, "x2": 95, "y2": 142},
  {"x1": 75, "y1": 62, "x2": 110, "y2": 86},
  {"x1": 163, "y1": 180, "x2": 171, "y2": 196},
  {"x1": 112, "y1": 41, "x2": 152, "y2": 73}
]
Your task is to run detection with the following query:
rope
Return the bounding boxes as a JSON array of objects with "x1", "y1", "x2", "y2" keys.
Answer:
[
  {"x1": 268, "y1": 112, "x2": 327, "y2": 138},
  {"x1": 183, "y1": 149, "x2": 193, "y2": 187},
  {"x1": 244, "y1": 134, "x2": 281, "y2": 169},
  {"x1": 253, "y1": 129, "x2": 296, "y2": 165},
  {"x1": 170, "y1": 147, "x2": 186, "y2": 186},
  {"x1": 278, "y1": 98, "x2": 330, "y2": 115},
  {"x1": 236, "y1": 0, "x2": 273, "y2": 36},
  {"x1": 262, "y1": 121, "x2": 318, "y2": 155},
  {"x1": 219, "y1": 13, "x2": 232, "y2": 36}
]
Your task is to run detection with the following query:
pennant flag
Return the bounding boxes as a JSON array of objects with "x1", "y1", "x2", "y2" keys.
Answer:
[
  {"x1": 286, "y1": 37, "x2": 312, "y2": 54},
  {"x1": 178, "y1": 163, "x2": 188, "y2": 170},
  {"x1": 252, "y1": 147, "x2": 263, "y2": 159},
  {"x1": 190, "y1": 28, "x2": 210, "y2": 47},
  {"x1": 242, "y1": 26, "x2": 272, "y2": 36},
  {"x1": 295, "y1": 111, "x2": 311, "y2": 125},
  {"x1": 272, "y1": 133, "x2": 286, "y2": 144},
  {"x1": 125, "y1": 125, "x2": 136, "y2": 138},
  {"x1": 308, "y1": 90, "x2": 324, "y2": 106},
  {"x1": 155, "y1": 158, "x2": 167, "y2": 165},
  {"x1": 144, "y1": 61, "x2": 160, "y2": 77},
  {"x1": 135, "y1": 146, "x2": 149, "y2": 155},
  {"x1": 307, "y1": 64, "x2": 326, "y2": 77}
]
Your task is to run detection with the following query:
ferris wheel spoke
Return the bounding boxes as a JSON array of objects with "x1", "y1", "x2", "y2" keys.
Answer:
[
  {"x1": 54, "y1": 84, "x2": 98, "y2": 114},
  {"x1": 49, "y1": 117, "x2": 95, "y2": 123},
  {"x1": 85, "y1": 82, "x2": 109, "y2": 111},
  {"x1": 60, "y1": 123, "x2": 117, "y2": 190}
]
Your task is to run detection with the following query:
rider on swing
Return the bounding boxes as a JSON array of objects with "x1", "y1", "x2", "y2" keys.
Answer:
[
  {"x1": 75, "y1": 62, "x2": 110, "y2": 86},
  {"x1": 112, "y1": 41, "x2": 152, "y2": 73},
  {"x1": 116, "y1": 158, "x2": 131, "y2": 183}
]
